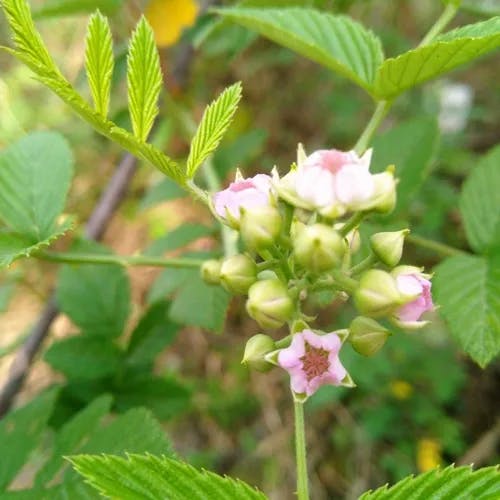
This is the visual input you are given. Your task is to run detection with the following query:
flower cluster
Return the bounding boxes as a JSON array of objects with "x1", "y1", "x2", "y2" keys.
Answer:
[{"x1": 202, "y1": 145, "x2": 434, "y2": 401}]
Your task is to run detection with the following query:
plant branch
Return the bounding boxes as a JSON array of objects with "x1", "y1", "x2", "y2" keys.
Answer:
[
  {"x1": 419, "y1": 2, "x2": 461, "y2": 47},
  {"x1": 34, "y1": 250, "x2": 204, "y2": 268},
  {"x1": 406, "y1": 234, "x2": 465, "y2": 257},
  {"x1": 294, "y1": 400, "x2": 310, "y2": 500}
]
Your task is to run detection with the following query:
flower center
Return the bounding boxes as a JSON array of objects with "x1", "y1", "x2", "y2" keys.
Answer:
[{"x1": 300, "y1": 343, "x2": 330, "y2": 381}]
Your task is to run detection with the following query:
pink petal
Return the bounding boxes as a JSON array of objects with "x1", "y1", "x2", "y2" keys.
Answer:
[
  {"x1": 301, "y1": 329, "x2": 323, "y2": 349},
  {"x1": 319, "y1": 332, "x2": 341, "y2": 352},
  {"x1": 278, "y1": 335, "x2": 305, "y2": 369},
  {"x1": 335, "y1": 165, "x2": 375, "y2": 206},
  {"x1": 296, "y1": 166, "x2": 337, "y2": 207}
]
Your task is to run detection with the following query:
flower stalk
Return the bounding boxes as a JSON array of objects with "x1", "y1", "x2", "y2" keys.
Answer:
[{"x1": 294, "y1": 400, "x2": 310, "y2": 500}]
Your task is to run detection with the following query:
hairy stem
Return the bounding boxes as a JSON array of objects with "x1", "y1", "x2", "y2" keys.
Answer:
[
  {"x1": 350, "y1": 253, "x2": 378, "y2": 275},
  {"x1": 34, "y1": 250, "x2": 204, "y2": 268},
  {"x1": 294, "y1": 400, "x2": 310, "y2": 500}
]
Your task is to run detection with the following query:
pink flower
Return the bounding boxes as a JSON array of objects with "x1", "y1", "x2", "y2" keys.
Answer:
[
  {"x1": 278, "y1": 329, "x2": 350, "y2": 398},
  {"x1": 213, "y1": 173, "x2": 272, "y2": 224},
  {"x1": 295, "y1": 148, "x2": 374, "y2": 214},
  {"x1": 393, "y1": 270, "x2": 434, "y2": 329}
]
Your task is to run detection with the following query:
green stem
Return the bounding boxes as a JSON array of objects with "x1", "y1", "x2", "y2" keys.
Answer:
[
  {"x1": 353, "y1": 100, "x2": 392, "y2": 155},
  {"x1": 34, "y1": 250, "x2": 204, "y2": 268},
  {"x1": 339, "y1": 212, "x2": 364, "y2": 237},
  {"x1": 407, "y1": 234, "x2": 464, "y2": 257},
  {"x1": 294, "y1": 401, "x2": 310, "y2": 500},
  {"x1": 330, "y1": 270, "x2": 358, "y2": 294},
  {"x1": 419, "y1": 2, "x2": 461, "y2": 47},
  {"x1": 350, "y1": 253, "x2": 378, "y2": 275}
]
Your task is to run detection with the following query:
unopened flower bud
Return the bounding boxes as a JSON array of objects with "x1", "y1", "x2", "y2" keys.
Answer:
[
  {"x1": 246, "y1": 279, "x2": 294, "y2": 330},
  {"x1": 354, "y1": 269, "x2": 402, "y2": 317},
  {"x1": 220, "y1": 254, "x2": 257, "y2": 294},
  {"x1": 293, "y1": 223, "x2": 345, "y2": 273},
  {"x1": 240, "y1": 205, "x2": 282, "y2": 250},
  {"x1": 369, "y1": 169, "x2": 396, "y2": 213},
  {"x1": 242, "y1": 334, "x2": 275, "y2": 372},
  {"x1": 370, "y1": 229, "x2": 409, "y2": 267},
  {"x1": 349, "y1": 316, "x2": 390, "y2": 356},
  {"x1": 200, "y1": 259, "x2": 222, "y2": 285}
]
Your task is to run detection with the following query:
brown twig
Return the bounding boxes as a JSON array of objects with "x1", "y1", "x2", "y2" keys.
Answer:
[
  {"x1": 0, "y1": 153, "x2": 137, "y2": 417},
  {"x1": 457, "y1": 418, "x2": 500, "y2": 467}
]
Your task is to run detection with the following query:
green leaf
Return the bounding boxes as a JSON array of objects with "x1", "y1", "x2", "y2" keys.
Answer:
[
  {"x1": 215, "y1": 7, "x2": 384, "y2": 93},
  {"x1": 371, "y1": 117, "x2": 439, "y2": 215},
  {"x1": 0, "y1": 218, "x2": 74, "y2": 268},
  {"x1": 113, "y1": 375, "x2": 191, "y2": 420},
  {"x1": 33, "y1": 0, "x2": 123, "y2": 19},
  {"x1": 434, "y1": 254, "x2": 500, "y2": 367},
  {"x1": 0, "y1": 388, "x2": 58, "y2": 489},
  {"x1": 126, "y1": 299, "x2": 180, "y2": 368},
  {"x1": 69, "y1": 454, "x2": 267, "y2": 500},
  {"x1": 459, "y1": 145, "x2": 500, "y2": 253},
  {"x1": 44, "y1": 336, "x2": 123, "y2": 380},
  {"x1": 144, "y1": 223, "x2": 213, "y2": 256},
  {"x1": 127, "y1": 16, "x2": 162, "y2": 141},
  {"x1": 85, "y1": 10, "x2": 114, "y2": 117},
  {"x1": 56, "y1": 245, "x2": 130, "y2": 337},
  {"x1": 35, "y1": 395, "x2": 113, "y2": 488},
  {"x1": 186, "y1": 82, "x2": 242, "y2": 178},
  {"x1": 374, "y1": 17, "x2": 500, "y2": 99},
  {"x1": 0, "y1": 131, "x2": 73, "y2": 240},
  {"x1": 360, "y1": 464, "x2": 500, "y2": 499}
]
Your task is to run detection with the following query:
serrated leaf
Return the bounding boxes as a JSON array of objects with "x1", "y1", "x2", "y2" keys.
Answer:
[
  {"x1": 434, "y1": 254, "x2": 500, "y2": 367},
  {"x1": 69, "y1": 453, "x2": 267, "y2": 500},
  {"x1": 0, "y1": 218, "x2": 74, "y2": 268},
  {"x1": 56, "y1": 243, "x2": 130, "y2": 337},
  {"x1": 360, "y1": 464, "x2": 500, "y2": 499},
  {"x1": 33, "y1": 0, "x2": 123, "y2": 19},
  {"x1": 0, "y1": 388, "x2": 58, "y2": 489},
  {"x1": 35, "y1": 395, "x2": 113, "y2": 488},
  {"x1": 127, "y1": 16, "x2": 163, "y2": 141},
  {"x1": 374, "y1": 16, "x2": 500, "y2": 99},
  {"x1": 215, "y1": 7, "x2": 384, "y2": 93},
  {"x1": 186, "y1": 82, "x2": 242, "y2": 178},
  {"x1": 85, "y1": 10, "x2": 114, "y2": 117},
  {"x1": 0, "y1": 131, "x2": 74, "y2": 241},
  {"x1": 459, "y1": 145, "x2": 500, "y2": 253},
  {"x1": 371, "y1": 117, "x2": 439, "y2": 215},
  {"x1": 44, "y1": 336, "x2": 123, "y2": 380}
]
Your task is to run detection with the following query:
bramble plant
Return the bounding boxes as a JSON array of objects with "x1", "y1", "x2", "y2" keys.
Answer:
[{"x1": 0, "y1": 0, "x2": 499, "y2": 498}]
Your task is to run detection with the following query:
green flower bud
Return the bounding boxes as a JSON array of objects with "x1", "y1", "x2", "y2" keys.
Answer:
[
  {"x1": 349, "y1": 316, "x2": 390, "y2": 356},
  {"x1": 354, "y1": 269, "x2": 402, "y2": 317},
  {"x1": 293, "y1": 223, "x2": 345, "y2": 273},
  {"x1": 220, "y1": 254, "x2": 257, "y2": 295},
  {"x1": 370, "y1": 229, "x2": 409, "y2": 267},
  {"x1": 240, "y1": 205, "x2": 282, "y2": 251},
  {"x1": 200, "y1": 259, "x2": 222, "y2": 285},
  {"x1": 242, "y1": 334, "x2": 275, "y2": 372},
  {"x1": 246, "y1": 279, "x2": 294, "y2": 330}
]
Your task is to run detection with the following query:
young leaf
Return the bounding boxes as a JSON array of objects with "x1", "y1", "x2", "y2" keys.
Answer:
[
  {"x1": 459, "y1": 145, "x2": 500, "y2": 254},
  {"x1": 85, "y1": 10, "x2": 114, "y2": 117},
  {"x1": 127, "y1": 16, "x2": 163, "y2": 142},
  {"x1": 374, "y1": 16, "x2": 500, "y2": 99},
  {"x1": 434, "y1": 254, "x2": 500, "y2": 367},
  {"x1": 360, "y1": 464, "x2": 500, "y2": 499},
  {"x1": 69, "y1": 454, "x2": 267, "y2": 500},
  {"x1": 33, "y1": 0, "x2": 123, "y2": 19},
  {"x1": 0, "y1": 388, "x2": 58, "y2": 489},
  {"x1": 0, "y1": 131, "x2": 74, "y2": 241},
  {"x1": 44, "y1": 336, "x2": 123, "y2": 380},
  {"x1": 186, "y1": 82, "x2": 242, "y2": 178},
  {"x1": 56, "y1": 242, "x2": 130, "y2": 337},
  {"x1": 214, "y1": 7, "x2": 384, "y2": 93}
]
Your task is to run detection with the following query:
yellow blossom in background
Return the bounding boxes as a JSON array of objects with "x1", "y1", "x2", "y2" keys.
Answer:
[
  {"x1": 416, "y1": 438, "x2": 442, "y2": 472},
  {"x1": 389, "y1": 379, "x2": 413, "y2": 400},
  {"x1": 145, "y1": 0, "x2": 198, "y2": 47}
]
